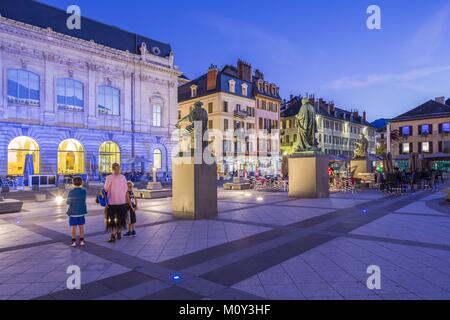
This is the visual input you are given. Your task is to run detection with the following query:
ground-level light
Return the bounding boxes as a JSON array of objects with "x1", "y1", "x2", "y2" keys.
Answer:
[
  {"x1": 55, "y1": 196, "x2": 64, "y2": 205},
  {"x1": 171, "y1": 273, "x2": 182, "y2": 283}
]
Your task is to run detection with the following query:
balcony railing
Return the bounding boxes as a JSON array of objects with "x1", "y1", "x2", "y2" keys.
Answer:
[{"x1": 234, "y1": 110, "x2": 248, "y2": 118}]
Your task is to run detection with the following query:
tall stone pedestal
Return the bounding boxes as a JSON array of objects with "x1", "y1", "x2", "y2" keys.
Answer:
[
  {"x1": 350, "y1": 159, "x2": 371, "y2": 177},
  {"x1": 172, "y1": 158, "x2": 218, "y2": 219},
  {"x1": 288, "y1": 153, "x2": 329, "y2": 198}
]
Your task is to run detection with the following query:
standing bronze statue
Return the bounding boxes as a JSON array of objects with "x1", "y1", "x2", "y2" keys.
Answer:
[
  {"x1": 353, "y1": 133, "x2": 369, "y2": 159},
  {"x1": 294, "y1": 98, "x2": 318, "y2": 152},
  {"x1": 176, "y1": 101, "x2": 209, "y2": 155},
  {"x1": 176, "y1": 101, "x2": 208, "y2": 136}
]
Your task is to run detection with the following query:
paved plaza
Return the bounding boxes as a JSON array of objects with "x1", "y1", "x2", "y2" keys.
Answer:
[{"x1": 0, "y1": 185, "x2": 449, "y2": 300}]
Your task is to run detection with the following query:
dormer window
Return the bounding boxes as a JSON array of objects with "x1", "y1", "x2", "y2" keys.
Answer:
[
  {"x1": 228, "y1": 80, "x2": 236, "y2": 93},
  {"x1": 241, "y1": 83, "x2": 248, "y2": 96},
  {"x1": 190, "y1": 85, "x2": 198, "y2": 98}
]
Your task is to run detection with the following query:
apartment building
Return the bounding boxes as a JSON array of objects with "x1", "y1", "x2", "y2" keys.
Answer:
[
  {"x1": 281, "y1": 95, "x2": 376, "y2": 157},
  {"x1": 388, "y1": 97, "x2": 450, "y2": 171}
]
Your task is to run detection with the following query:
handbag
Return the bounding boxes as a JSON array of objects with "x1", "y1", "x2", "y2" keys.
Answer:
[{"x1": 96, "y1": 189, "x2": 108, "y2": 207}]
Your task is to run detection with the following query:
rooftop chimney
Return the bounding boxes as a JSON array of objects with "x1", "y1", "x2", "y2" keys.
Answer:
[
  {"x1": 362, "y1": 111, "x2": 367, "y2": 123},
  {"x1": 435, "y1": 96, "x2": 445, "y2": 104},
  {"x1": 237, "y1": 59, "x2": 252, "y2": 82},
  {"x1": 254, "y1": 69, "x2": 264, "y2": 80},
  {"x1": 330, "y1": 102, "x2": 335, "y2": 114},
  {"x1": 207, "y1": 64, "x2": 218, "y2": 91}
]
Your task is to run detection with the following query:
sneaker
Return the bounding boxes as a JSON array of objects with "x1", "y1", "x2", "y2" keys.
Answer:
[
  {"x1": 70, "y1": 239, "x2": 77, "y2": 247},
  {"x1": 107, "y1": 235, "x2": 116, "y2": 243},
  {"x1": 132, "y1": 230, "x2": 137, "y2": 237},
  {"x1": 117, "y1": 232, "x2": 122, "y2": 240},
  {"x1": 79, "y1": 239, "x2": 86, "y2": 246},
  {"x1": 124, "y1": 231, "x2": 132, "y2": 237}
]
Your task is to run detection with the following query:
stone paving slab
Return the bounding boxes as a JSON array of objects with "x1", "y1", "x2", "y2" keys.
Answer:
[
  {"x1": 87, "y1": 220, "x2": 271, "y2": 263},
  {"x1": 350, "y1": 213, "x2": 450, "y2": 245},
  {"x1": 395, "y1": 200, "x2": 448, "y2": 216},
  {"x1": 0, "y1": 187, "x2": 449, "y2": 300},
  {"x1": 0, "y1": 242, "x2": 130, "y2": 300},
  {"x1": 0, "y1": 223, "x2": 52, "y2": 250},
  {"x1": 219, "y1": 205, "x2": 335, "y2": 227},
  {"x1": 232, "y1": 237, "x2": 450, "y2": 300}
]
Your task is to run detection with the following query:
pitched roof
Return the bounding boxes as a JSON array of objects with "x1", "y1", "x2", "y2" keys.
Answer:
[
  {"x1": 178, "y1": 70, "x2": 254, "y2": 102},
  {"x1": 281, "y1": 95, "x2": 372, "y2": 126},
  {"x1": 0, "y1": 0, "x2": 172, "y2": 57},
  {"x1": 371, "y1": 118, "x2": 390, "y2": 129},
  {"x1": 391, "y1": 100, "x2": 450, "y2": 122}
]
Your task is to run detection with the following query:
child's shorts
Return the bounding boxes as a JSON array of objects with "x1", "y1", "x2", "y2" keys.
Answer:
[{"x1": 69, "y1": 216, "x2": 85, "y2": 226}]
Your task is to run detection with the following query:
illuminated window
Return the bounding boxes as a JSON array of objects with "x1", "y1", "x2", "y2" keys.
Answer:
[
  {"x1": 58, "y1": 139, "x2": 84, "y2": 174},
  {"x1": 421, "y1": 142, "x2": 430, "y2": 153},
  {"x1": 98, "y1": 85, "x2": 120, "y2": 115},
  {"x1": 153, "y1": 149, "x2": 162, "y2": 169},
  {"x1": 153, "y1": 105, "x2": 162, "y2": 127},
  {"x1": 57, "y1": 78, "x2": 84, "y2": 110},
  {"x1": 99, "y1": 141, "x2": 120, "y2": 173},
  {"x1": 7, "y1": 69, "x2": 40, "y2": 106},
  {"x1": 402, "y1": 143, "x2": 410, "y2": 154},
  {"x1": 7, "y1": 136, "x2": 40, "y2": 175}
]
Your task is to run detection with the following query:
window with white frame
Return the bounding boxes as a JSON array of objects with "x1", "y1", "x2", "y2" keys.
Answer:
[
  {"x1": 57, "y1": 78, "x2": 84, "y2": 110},
  {"x1": 228, "y1": 80, "x2": 236, "y2": 93},
  {"x1": 421, "y1": 142, "x2": 430, "y2": 153},
  {"x1": 241, "y1": 83, "x2": 248, "y2": 96},
  {"x1": 7, "y1": 69, "x2": 40, "y2": 106},
  {"x1": 190, "y1": 85, "x2": 197, "y2": 98},
  {"x1": 98, "y1": 85, "x2": 120, "y2": 115},
  {"x1": 153, "y1": 105, "x2": 162, "y2": 127}
]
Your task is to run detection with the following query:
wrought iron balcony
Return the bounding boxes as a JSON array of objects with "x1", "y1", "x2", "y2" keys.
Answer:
[{"x1": 234, "y1": 110, "x2": 248, "y2": 118}]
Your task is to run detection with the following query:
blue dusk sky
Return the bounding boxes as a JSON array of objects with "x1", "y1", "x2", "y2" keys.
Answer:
[{"x1": 40, "y1": 0, "x2": 450, "y2": 121}]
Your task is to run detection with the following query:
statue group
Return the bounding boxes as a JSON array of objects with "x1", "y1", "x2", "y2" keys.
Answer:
[{"x1": 294, "y1": 98, "x2": 319, "y2": 153}]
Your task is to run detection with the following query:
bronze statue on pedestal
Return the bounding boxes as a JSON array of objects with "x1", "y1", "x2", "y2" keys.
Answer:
[
  {"x1": 294, "y1": 98, "x2": 318, "y2": 153},
  {"x1": 176, "y1": 101, "x2": 209, "y2": 156},
  {"x1": 353, "y1": 133, "x2": 369, "y2": 159}
]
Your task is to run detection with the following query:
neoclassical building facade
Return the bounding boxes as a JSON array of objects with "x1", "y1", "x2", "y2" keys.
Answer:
[{"x1": 0, "y1": 1, "x2": 181, "y2": 179}]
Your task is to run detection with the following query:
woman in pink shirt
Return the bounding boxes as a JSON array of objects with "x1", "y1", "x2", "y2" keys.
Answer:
[{"x1": 104, "y1": 163, "x2": 128, "y2": 243}]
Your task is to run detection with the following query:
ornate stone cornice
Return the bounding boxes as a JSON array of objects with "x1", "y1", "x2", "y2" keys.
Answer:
[{"x1": 0, "y1": 17, "x2": 182, "y2": 78}]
